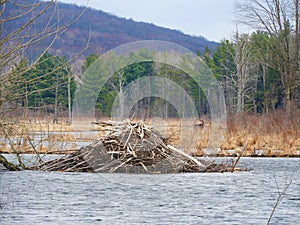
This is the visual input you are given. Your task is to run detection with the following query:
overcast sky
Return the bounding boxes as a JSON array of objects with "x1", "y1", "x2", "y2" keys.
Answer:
[{"x1": 59, "y1": 0, "x2": 242, "y2": 42}]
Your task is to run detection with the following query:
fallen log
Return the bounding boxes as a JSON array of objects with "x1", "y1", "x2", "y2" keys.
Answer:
[
  {"x1": 32, "y1": 120, "x2": 246, "y2": 173},
  {"x1": 0, "y1": 154, "x2": 20, "y2": 171}
]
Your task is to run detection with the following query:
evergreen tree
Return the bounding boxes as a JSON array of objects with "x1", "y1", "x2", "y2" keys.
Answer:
[{"x1": 18, "y1": 53, "x2": 76, "y2": 117}]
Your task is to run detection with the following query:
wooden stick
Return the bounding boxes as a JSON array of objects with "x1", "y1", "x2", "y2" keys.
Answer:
[
  {"x1": 167, "y1": 145, "x2": 207, "y2": 170},
  {"x1": 231, "y1": 142, "x2": 247, "y2": 172}
]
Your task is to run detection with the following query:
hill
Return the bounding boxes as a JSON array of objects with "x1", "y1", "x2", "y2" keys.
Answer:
[{"x1": 4, "y1": 1, "x2": 219, "y2": 58}]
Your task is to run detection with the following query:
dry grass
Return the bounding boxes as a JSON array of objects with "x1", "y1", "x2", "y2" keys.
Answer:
[
  {"x1": 223, "y1": 111, "x2": 300, "y2": 157},
  {"x1": 145, "y1": 111, "x2": 300, "y2": 157},
  {"x1": 198, "y1": 111, "x2": 299, "y2": 157},
  {"x1": 1, "y1": 112, "x2": 299, "y2": 156}
]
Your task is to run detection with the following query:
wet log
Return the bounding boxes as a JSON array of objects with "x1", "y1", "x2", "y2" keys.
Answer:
[{"x1": 0, "y1": 154, "x2": 20, "y2": 171}]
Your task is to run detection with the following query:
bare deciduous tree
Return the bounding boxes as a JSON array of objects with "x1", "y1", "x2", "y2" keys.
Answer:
[
  {"x1": 0, "y1": 0, "x2": 87, "y2": 170},
  {"x1": 236, "y1": 0, "x2": 300, "y2": 115},
  {"x1": 0, "y1": 0, "x2": 86, "y2": 116},
  {"x1": 234, "y1": 33, "x2": 258, "y2": 113}
]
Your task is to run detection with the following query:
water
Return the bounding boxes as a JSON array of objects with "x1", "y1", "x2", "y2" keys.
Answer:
[
  {"x1": 0, "y1": 131, "x2": 97, "y2": 152},
  {"x1": 0, "y1": 158, "x2": 299, "y2": 224}
]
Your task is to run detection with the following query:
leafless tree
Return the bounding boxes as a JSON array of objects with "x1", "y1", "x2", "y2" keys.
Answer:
[
  {"x1": 236, "y1": 0, "x2": 300, "y2": 115},
  {"x1": 0, "y1": 0, "x2": 87, "y2": 170},
  {"x1": 233, "y1": 33, "x2": 258, "y2": 113},
  {"x1": 110, "y1": 70, "x2": 125, "y2": 120},
  {"x1": 0, "y1": 0, "x2": 86, "y2": 117}
]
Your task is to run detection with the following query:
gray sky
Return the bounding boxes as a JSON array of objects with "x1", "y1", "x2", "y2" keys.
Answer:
[{"x1": 59, "y1": 0, "x2": 241, "y2": 42}]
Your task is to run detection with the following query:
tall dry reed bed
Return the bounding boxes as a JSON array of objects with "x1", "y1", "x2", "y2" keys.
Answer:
[
  {"x1": 192, "y1": 111, "x2": 300, "y2": 157},
  {"x1": 1, "y1": 111, "x2": 299, "y2": 157},
  {"x1": 152, "y1": 111, "x2": 300, "y2": 157}
]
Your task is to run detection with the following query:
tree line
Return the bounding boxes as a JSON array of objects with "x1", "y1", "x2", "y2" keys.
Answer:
[
  {"x1": 8, "y1": 33, "x2": 300, "y2": 121},
  {"x1": 1, "y1": 0, "x2": 299, "y2": 123}
]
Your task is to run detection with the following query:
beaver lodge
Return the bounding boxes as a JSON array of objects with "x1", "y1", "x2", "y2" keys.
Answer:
[{"x1": 30, "y1": 120, "x2": 246, "y2": 173}]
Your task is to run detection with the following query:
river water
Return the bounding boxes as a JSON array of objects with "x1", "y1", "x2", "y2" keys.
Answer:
[{"x1": 0, "y1": 157, "x2": 299, "y2": 225}]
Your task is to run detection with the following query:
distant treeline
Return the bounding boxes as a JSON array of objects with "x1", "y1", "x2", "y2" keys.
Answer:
[{"x1": 10, "y1": 30, "x2": 300, "y2": 119}]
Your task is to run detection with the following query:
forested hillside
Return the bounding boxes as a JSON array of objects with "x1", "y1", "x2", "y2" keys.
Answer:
[{"x1": 3, "y1": 0, "x2": 218, "y2": 57}]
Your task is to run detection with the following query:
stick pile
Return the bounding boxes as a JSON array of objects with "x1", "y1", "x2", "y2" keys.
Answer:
[{"x1": 34, "y1": 120, "x2": 242, "y2": 173}]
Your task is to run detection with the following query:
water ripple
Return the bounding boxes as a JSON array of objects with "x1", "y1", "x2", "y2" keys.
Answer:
[{"x1": 0, "y1": 158, "x2": 299, "y2": 224}]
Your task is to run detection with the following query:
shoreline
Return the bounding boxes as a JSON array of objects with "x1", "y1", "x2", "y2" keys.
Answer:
[
  {"x1": 1, "y1": 112, "x2": 299, "y2": 158},
  {"x1": 1, "y1": 150, "x2": 299, "y2": 158}
]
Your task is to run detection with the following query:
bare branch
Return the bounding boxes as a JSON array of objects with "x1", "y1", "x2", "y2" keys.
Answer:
[{"x1": 267, "y1": 177, "x2": 293, "y2": 225}]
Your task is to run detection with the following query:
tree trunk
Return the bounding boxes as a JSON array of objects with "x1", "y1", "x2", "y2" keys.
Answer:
[
  {"x1": 285, "y1": 87, "x2": 296, "y2": 117},
  {"x1": 68, "y1": 73, "x2": 72, "y2": 124},
  {"x1": 53, "y1": 76, "x2": 59, "y2": 124},
  {"x1": 236, "y1": 78, "x2": 243, "y2": 113},
  {"x1": 23, "y1": 82, "x2": 29, "y2": 119}
]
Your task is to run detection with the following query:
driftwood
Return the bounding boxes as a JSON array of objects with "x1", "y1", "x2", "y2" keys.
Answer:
[
  {"x1": 32, "y1": 120, "x2": 243, "y2": 173},
  {"x1": 0, "y1": 154, "x2": 20, "y2": 171}
]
